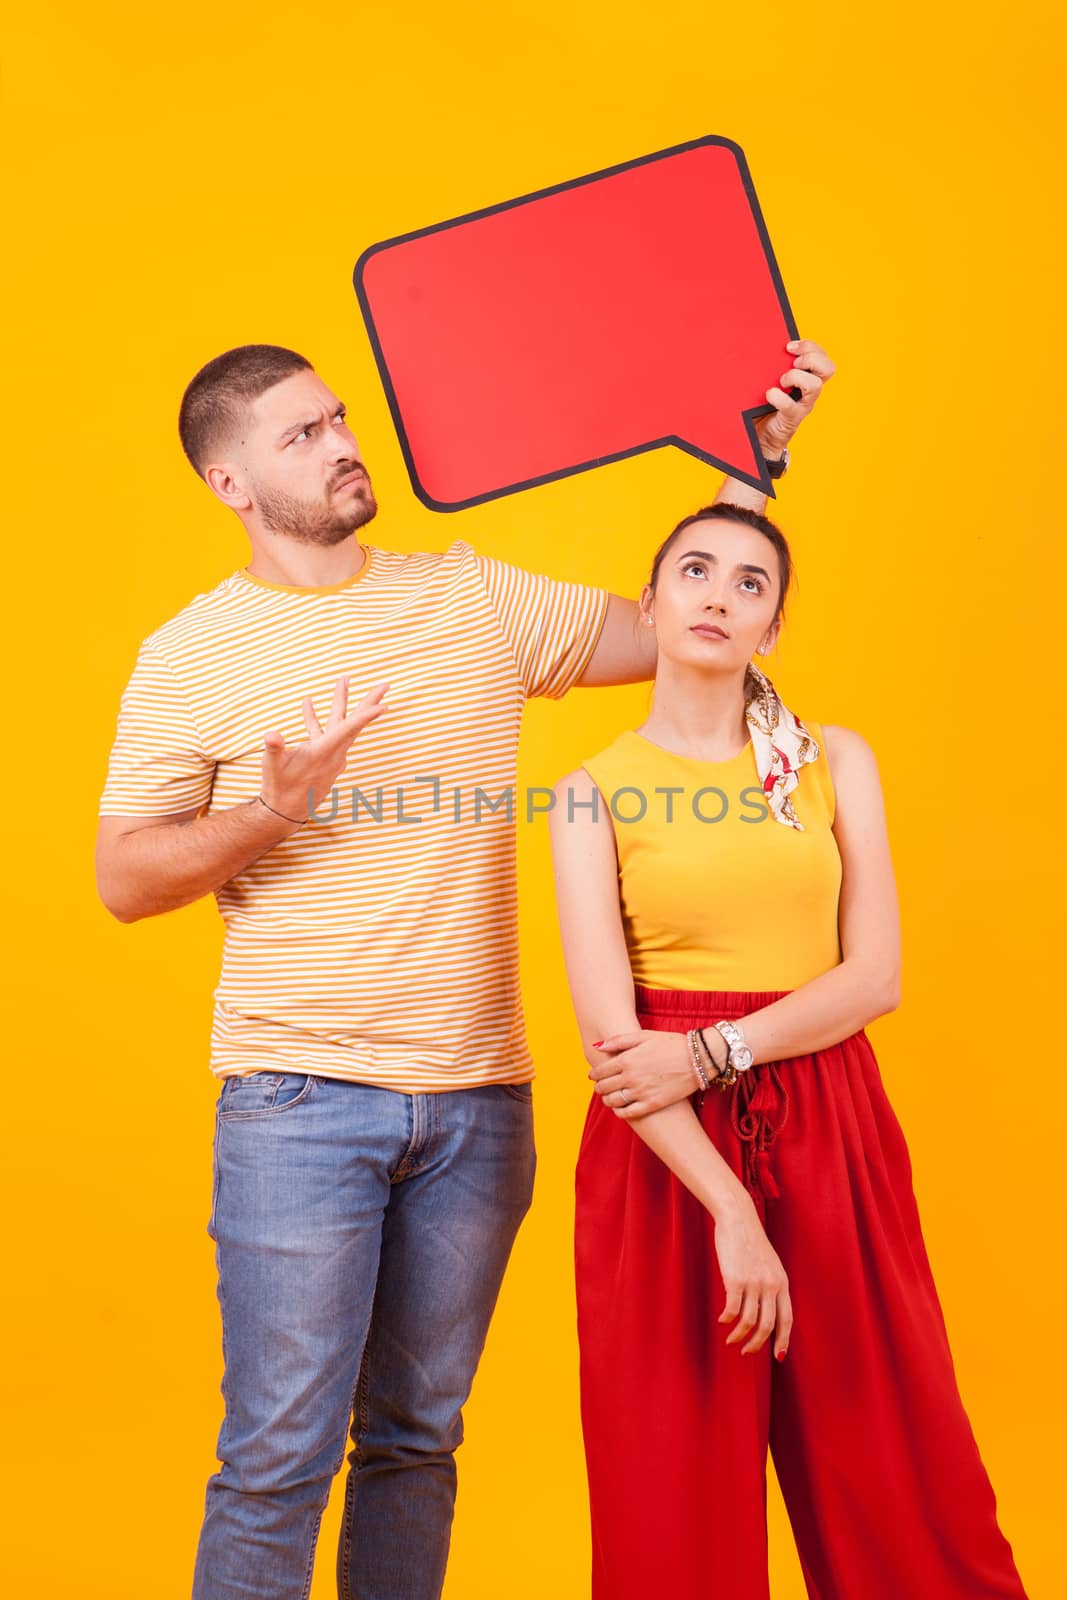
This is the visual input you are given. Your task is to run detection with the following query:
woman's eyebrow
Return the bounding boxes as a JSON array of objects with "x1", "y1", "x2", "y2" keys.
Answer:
[{"x1": 677, "y1": 549, "x2": 771, "y2": 581}]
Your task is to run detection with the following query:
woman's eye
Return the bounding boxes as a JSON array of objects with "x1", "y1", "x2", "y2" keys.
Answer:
[
  {"x1": 740, "y1": 577, "x2": 763, "y2": 593},
  {"x1": 683, "y1": 562, "x2": 705, "y2": 578}
]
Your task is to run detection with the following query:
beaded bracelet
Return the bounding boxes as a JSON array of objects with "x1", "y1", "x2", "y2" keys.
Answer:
[{"x1": 686, "y1": 1029, "x2": 710, "y2": 1104}]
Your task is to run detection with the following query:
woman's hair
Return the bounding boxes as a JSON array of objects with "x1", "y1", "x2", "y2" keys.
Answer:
[{"x1": 648, "y1": 503, "x2": 794, "y2": 626}]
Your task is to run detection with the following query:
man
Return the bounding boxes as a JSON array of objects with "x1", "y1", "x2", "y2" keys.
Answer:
[{"x1": 95, "y1": 337, "x2": 832, "y2": 1599}]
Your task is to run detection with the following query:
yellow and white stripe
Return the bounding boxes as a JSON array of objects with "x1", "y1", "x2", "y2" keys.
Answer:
[{"x1": 100, "y1": 538, "x2": 610, "y2": 1089}]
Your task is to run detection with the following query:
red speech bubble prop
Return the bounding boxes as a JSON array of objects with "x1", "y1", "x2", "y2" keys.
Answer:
[{"x1": 354, "y1": 136, "x2": 798, "y2": 510}]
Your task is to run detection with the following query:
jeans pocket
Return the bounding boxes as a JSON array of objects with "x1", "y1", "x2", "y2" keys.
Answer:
[
  {"x1": 500, "y1": 1080, "x2": 534, "y2": 1103},
  {"x1": 217, "y1": 1071, "x2": 316, "y2": 1119}
]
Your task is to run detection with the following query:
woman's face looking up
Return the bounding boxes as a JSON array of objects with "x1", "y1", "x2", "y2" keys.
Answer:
[{"x1": 642, "y1": 517, "x2": 783, "y2": 668}]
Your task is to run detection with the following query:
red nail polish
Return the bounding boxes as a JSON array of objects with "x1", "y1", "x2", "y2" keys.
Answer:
[
  {"x1": 776, "y1": 1350, "x2": 787, "y2": 1362},
  {"x1": 592, "y1": 1041, "x2": 604, "y2": 1048}
]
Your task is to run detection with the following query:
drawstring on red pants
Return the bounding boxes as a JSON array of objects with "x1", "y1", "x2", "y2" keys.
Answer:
[{"x1": 729, "y1": 1063, "x2": 790, "y2": 1204}]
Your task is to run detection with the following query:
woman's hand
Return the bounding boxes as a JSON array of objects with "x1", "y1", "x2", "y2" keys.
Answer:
[
  {"x1": 713, "y1": 1196, "x2": 792, "y2": 1359},
  {"x1": 589, "y1": 1029, "x2": 704, "y2": 1118}
]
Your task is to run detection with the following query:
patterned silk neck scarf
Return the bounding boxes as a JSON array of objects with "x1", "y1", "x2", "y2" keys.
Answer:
[{"x1": 743, "y1": 662, "x2": 821, "y2": 831}]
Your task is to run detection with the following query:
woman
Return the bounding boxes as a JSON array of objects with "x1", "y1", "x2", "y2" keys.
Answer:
[{"x1": 548, "y1": 503, "x2": 1029, "y2": 1600}]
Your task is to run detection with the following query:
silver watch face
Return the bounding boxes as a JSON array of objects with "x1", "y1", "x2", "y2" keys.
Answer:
[{"x1": 732, "y1": 1044, "x2": 754, "y2": 1071}]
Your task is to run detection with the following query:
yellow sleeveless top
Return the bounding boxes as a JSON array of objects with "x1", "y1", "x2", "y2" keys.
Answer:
[{"x1": 580, "y1": 718, "x2": 843, "y2": 992}]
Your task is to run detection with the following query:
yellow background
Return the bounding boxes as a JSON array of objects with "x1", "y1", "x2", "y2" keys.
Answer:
[{"x1": 4, "y1": 1, "x2": 1064, "y2": 1594}]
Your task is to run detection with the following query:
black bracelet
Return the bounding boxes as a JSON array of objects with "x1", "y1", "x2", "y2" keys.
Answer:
[
  {"x1": 697, "y1": 1028, "x2": 725, "y2": 1080},
  {"x1": 256, "y1": 794, "x2": 306, "y2": 826},
  {"x1": 702, "y1": 1026, "x2": 739, "y2": 1090}
]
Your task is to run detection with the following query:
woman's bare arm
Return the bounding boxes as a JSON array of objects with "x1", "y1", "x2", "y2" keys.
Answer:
[
  {"x1": 548, "y1": 766, "x2": 794, "y2": 1357},
  {"x1": 547, "y1": 767, "x2": 752, "y2": 1222},
  {"x1": 731, "y1": 723, "x2": 901, "y2": 1060},
  {"x1": 584, "y1": 723, "x2": 903, "y2": 1119}
]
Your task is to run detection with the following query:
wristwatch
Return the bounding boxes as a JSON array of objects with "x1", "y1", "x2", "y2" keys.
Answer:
[
  {"x1": 713, "y1": 1019, "x2": 754, "y2": 1074},
  {"x1": 764, "y1": 447, "x2": 790, "y2": 480}
]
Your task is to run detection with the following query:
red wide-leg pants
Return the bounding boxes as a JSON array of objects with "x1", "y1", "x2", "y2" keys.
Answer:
[{"x1": 574, "y1": 985, "x2": 1030, "y2": 1600}]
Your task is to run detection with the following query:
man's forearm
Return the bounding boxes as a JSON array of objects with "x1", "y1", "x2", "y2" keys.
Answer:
[{"x1": 100, "y1": 800, "x2": 300, "y2": 922}]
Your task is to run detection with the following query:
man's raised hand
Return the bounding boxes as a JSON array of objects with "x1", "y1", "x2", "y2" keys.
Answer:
[{"x1": 261, "y1": 677, "x2": 391, "y2": 822}]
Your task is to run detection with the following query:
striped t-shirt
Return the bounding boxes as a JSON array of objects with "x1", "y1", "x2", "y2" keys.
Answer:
[{"x1": 99, "y1": 538, "x2": 611, "y2": 1090}]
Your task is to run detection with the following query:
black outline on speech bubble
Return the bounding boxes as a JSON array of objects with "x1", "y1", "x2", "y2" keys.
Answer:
[{"x1": 353, "y1": 134, "x2": 798, "y2": 511}]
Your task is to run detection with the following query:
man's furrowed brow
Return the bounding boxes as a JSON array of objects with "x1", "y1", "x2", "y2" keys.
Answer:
[
  {"x1": 277, "y1": 400, "x2": 345, "y2": 444},
  {"x1": 277, "y1": 416, "x2": 316, "y2": 443}
]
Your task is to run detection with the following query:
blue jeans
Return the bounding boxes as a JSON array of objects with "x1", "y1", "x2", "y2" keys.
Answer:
[{"x1": 192, "y1": 1073, "x2": 536, "y2": 1600}]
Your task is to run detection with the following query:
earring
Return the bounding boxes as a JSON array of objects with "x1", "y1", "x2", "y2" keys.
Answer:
[{"x1": 645, "y1": 612, "x2": 654, "y2": 626}]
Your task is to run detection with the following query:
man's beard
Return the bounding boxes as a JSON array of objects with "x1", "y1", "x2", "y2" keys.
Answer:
[{"x1": 253, "y1": 474, "x2": 379, "y2": 546}]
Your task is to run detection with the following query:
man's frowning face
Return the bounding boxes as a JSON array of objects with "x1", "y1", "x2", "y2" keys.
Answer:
[{"x1": 225, "y1": 368, "x2": 378, "y2": 546}]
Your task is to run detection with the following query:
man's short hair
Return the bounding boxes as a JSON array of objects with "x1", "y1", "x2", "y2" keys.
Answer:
[{"x1": 178, "y1": 344, "x2": 312, "y2": 479}]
